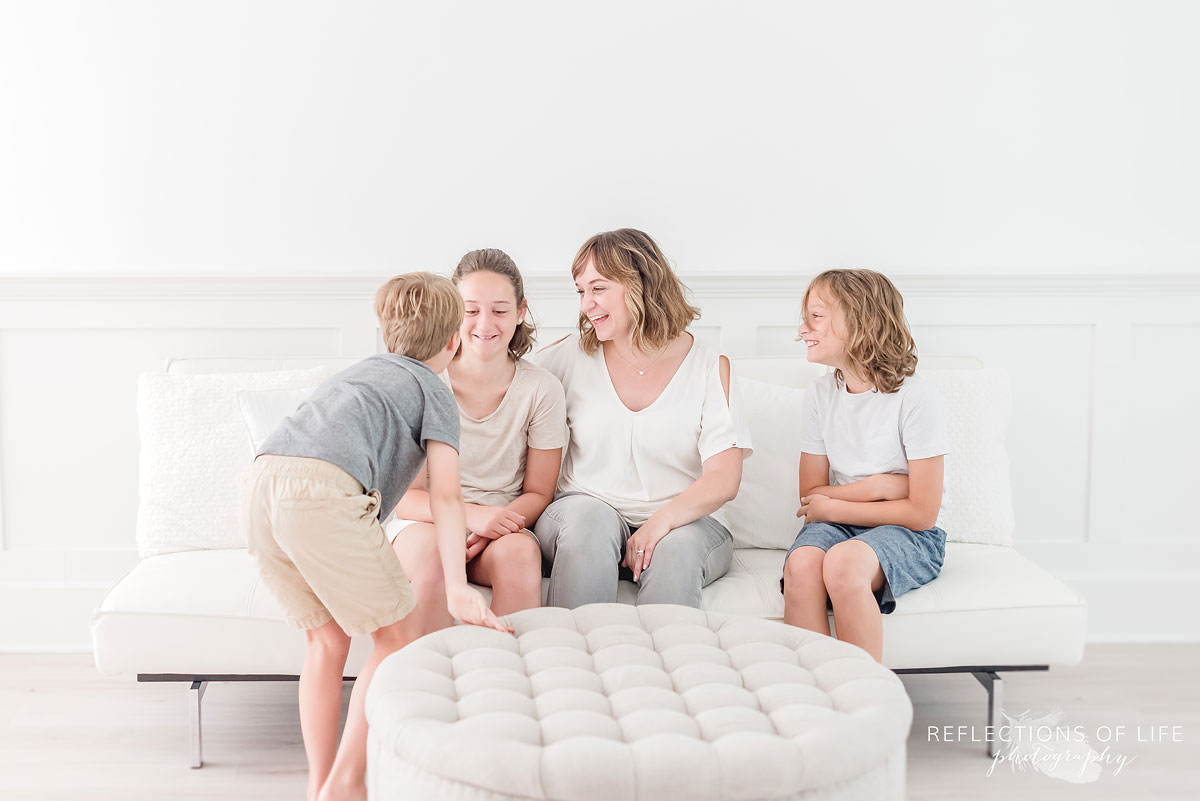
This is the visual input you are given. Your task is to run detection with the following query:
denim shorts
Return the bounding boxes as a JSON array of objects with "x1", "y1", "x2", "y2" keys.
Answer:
[{"x1": 780, "y1": 521, "x2": 947, "y2": 614}]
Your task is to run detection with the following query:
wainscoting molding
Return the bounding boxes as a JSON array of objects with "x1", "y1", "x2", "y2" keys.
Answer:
[{"x1": 2, "y1": 273, "x2": 1197, "y2": 649}]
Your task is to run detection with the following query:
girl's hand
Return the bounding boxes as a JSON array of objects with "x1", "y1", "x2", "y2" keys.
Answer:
[
  {"x1": 446, "y1": 583, "x2": 513, "y2": 633},
  {"x1": 797, "y1": 494, "x2": 837, "y2": 523},
  {"x1": 464, "y1": 532, "x2": 490, "y2": 561},
  {"x1": 622, "y1": 518, "x2": 671, "y2": 582},
  {"x1": 465, "y1": 505, "x2": 526, "y2": 539}
]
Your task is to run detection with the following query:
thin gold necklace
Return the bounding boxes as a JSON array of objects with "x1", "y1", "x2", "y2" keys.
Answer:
[{"x1": 609, "y1": 341, "x2": 669, "y2": 376}]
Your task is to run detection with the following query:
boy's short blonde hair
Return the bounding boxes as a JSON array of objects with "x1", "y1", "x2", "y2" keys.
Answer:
[{"x1": 375, "y1": 272, "x2": 464, "y2": 360}]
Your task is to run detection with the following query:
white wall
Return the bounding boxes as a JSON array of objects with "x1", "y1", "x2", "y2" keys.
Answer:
[
  {"x1": 1, "y1": 273, "x2": 1199, "y2": 650},
  {"x1": 2, "y1": 1, "x2": 1198, "y2": 276},
  {"x1": 1, "y1": 2, "x2": 1198, "y2": 649}
]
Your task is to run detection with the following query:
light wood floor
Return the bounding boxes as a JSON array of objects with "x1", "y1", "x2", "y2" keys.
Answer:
[{"x1": 1, "y1": 646, "x2": 1197, "y2": 800}]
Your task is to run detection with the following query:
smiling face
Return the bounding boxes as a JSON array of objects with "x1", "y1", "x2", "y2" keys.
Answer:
[
  {"x1": 798, "y1": 285, "x2": 847, "y2": 368},
  {"x1": 456, "y1": 270, "x2": 525, "y2": 361},
  {"x1": 574, "y1": 258, "x2": 631, "y2": 343}
]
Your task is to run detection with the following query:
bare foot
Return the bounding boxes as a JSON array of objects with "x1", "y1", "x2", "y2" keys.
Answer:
[{"x1": 316, "y1": 773, "x2": 367, "y2": 801}]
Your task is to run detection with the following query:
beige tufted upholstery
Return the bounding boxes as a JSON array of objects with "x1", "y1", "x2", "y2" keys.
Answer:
[{"x1": 366, "y1": 604, "x2": 912, "y2": 801}]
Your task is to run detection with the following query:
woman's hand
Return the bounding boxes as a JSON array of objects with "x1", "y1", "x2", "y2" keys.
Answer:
[
  {"x1": 622, "y1": 518, "x2": 672, "y2": 582},
  {"x1": 445, "y1": 583, "x2": 512, "y2": 633},
  {"x1": 797, "y1": 494, "x2": 838, "y2": 523},
  {"x1": 465, "y1": 505, "x2": 526, "y2": 539},
  {"x1": 464, "y1": 532, "x2": 490, "y2": 561}
]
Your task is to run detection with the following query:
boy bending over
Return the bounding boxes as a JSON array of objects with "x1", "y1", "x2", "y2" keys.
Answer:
[{"x1": 242, "y1": 273, "x2": 510, "y2": 801}]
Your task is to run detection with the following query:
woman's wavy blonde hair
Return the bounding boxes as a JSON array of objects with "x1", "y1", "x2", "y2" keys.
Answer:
[
  {"x1": 452, "y1": 248, "x2": 536, "y2": 360},
  {"x1": 802, "y1": 269, "x2": 917, "y2": 394},
  {"x1": 571, "y1": 228, "x2": 700, "y2": 355}
]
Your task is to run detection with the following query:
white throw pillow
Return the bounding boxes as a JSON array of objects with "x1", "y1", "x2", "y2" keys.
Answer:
[
  {"x1": 136, "y1": 366, "x2": 329, "y2": 557},
  {"x1": 723, "y1": 378, "x2": 806, "y2": 549},
  {"x1": 237, "y1": 386, "x2": 318, "y2": 453},
  {"x1": 922, "y1": 368, "x2": 1015, "y2": 546}
]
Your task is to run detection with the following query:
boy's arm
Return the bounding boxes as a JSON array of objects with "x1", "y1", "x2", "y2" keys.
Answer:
[
  {"x1": 424, "y1": 441, "x2": 468, "y2": 585},
  {"x1": 425, "y1": 440, "x2": 511, "y2": 632},
  {"x1": 801, "y1": 456, "x2": 943, "y2": 531},
  {"x1": 798, "y1": 453, "x2": 908, "y2": 504}
]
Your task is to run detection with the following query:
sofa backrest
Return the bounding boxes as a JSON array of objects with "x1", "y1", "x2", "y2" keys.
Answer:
[
  {"x1": 137, "y1": 362, "x2": 341, "y2": 557},
  {"x1": 167, "y1": 357, "x2": 361, "y2": 375},
  {"x1": 733, "y1": 354, "x2": 982, "y2": 388},
  {"x1": 136, "y1": 351, "x2": 1013, "y2": 558}
]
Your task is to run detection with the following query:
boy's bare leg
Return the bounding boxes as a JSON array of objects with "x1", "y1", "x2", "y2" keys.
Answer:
[
  {"x1": 781, "y1": 546, "x2": 832, "y2": 635},
  {"x1": 299, "y1": 619, "x2": 351, "y2": 801},
  {"x1": 392, "y1": 523, "x2": 454, "y2": 634},
  {"x1": 466, "y1": 531, "x2": 542, "y2": 616},
  {"x1": 316, "y1": 614, "x2": 422, "y2": 801},
  {"x1": 823, "y1": 540, "x2": 886, "y2": 662}
]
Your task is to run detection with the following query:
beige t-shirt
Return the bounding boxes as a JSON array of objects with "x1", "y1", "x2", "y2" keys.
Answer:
[{"x1": 442, "y1": 358, "x2": 568, "y2": 506}]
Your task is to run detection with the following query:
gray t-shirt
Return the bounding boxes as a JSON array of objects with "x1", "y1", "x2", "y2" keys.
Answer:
[{"x1": 259, "y1": 354, "x2": 460, "y2": 518}]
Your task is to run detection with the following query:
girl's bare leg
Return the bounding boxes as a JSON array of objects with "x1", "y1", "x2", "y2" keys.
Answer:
[
  {"x1": 467, "y1": 530, "x2": 542, "y2": 615},
  {"x1": 391, "y1": 522, "x2": 453, "y2": 634}
]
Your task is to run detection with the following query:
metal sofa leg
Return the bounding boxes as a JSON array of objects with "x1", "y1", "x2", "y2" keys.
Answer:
[
  {"x1": 188, "y1": 680, "x2": 208, "y2": 768},
  {"x1": 971, "y1": 670, "x2": 1003, "y2": 758}
]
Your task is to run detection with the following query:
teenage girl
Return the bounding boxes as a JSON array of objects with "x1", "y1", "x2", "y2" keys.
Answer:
[
  {"x1": 388, "y1": 249, "x2": 566, "y2": 630},
  {"x1": 782, "y1": 269, "x2": 949, "y2": 662}
]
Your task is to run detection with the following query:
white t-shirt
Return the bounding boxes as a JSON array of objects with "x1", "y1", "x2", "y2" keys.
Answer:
[
  {"x1": 800, "y1": 373, "x2": 951, "y2": 529},
  {"x1": 532, "y1": 332, "x2": 753, "y2": 528}
]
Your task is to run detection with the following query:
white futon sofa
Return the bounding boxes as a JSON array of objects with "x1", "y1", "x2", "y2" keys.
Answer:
[{"x1": 92, "y1": 354, "x2": 1086, "y2": 765}]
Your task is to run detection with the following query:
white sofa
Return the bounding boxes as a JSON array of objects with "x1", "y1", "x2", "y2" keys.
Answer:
[{"x1": 91, "y1": 354, "x2": 1086, "y2": 766}]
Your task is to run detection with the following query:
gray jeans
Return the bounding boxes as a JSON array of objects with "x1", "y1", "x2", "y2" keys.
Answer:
[{"x1": 533, "y1": 493, "x2": 734, "y2": 608}]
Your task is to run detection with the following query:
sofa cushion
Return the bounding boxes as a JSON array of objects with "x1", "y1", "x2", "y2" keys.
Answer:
[
  {"x1": 92, "y1": 544, "x2": 1085, "y2": 675},
  {"x1": 921, "y1": 369, "x2": 1015, "y2": 546},
  {"x1": 136, "y1": 366, "x2": 330, "y2": 557},
  {"x1": 237, "y1": 385, "x2": 319, "y2": 452}
]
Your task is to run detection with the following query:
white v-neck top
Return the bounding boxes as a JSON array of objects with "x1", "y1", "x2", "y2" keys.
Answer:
[{"x1": 532, "y1": 333, "x2": 752, "y2": 527}]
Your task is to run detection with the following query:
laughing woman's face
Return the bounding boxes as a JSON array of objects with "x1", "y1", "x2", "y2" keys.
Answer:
[{"x1": 575, "y1": 259, "x2": 631, "y2": 342}]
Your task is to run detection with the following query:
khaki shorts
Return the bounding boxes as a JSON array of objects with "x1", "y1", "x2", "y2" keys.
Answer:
[{"x1": 242, "y1": 454, "x2": 416, "y2": 636}]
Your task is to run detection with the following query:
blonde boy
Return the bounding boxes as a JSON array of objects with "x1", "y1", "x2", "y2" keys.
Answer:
[{"x1": 242, "y1": 273, "x2": 509, "y2": 801}]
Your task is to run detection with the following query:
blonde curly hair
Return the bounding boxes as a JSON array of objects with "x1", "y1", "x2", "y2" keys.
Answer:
[
  {"x1": 802, "y1": 269, "x2": 917, "y2": 394},
  {"x1": 571, "y1": 228, "x2": 700, "y2": 355}
]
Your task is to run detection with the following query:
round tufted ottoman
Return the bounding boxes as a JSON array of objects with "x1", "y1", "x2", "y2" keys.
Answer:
[{"x1": 366, "y1": 604, "x2": 912, "y2": 801}]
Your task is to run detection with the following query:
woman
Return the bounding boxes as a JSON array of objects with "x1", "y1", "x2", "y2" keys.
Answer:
[{"x1": 532, "y1": 228, "x2": 752, "y2": 607}]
